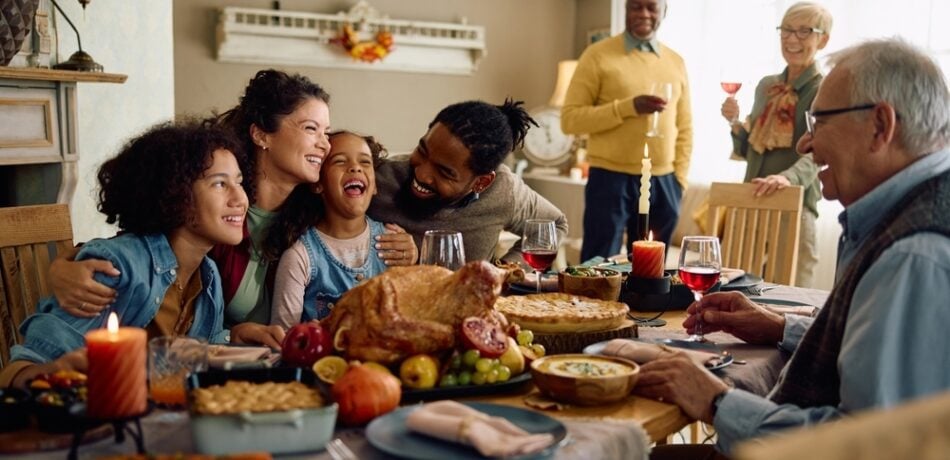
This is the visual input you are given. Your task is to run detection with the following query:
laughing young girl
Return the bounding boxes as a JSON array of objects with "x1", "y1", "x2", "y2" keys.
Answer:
[{"x1": 269, "y1": 131, "x2": 395, "y2": 327}]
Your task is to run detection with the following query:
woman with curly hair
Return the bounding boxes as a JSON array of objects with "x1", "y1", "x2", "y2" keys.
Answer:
[
  {"x1": 0, "y1": 121, "x2": 248, "y2": 389},
  {"x1": 48, "y1": 70, "x2": 417, "y2": 348},
  {"x1": 270, "y1": 131, "x2": 390, "y2": 327}
]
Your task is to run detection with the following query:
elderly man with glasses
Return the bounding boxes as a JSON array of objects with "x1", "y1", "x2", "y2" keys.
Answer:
[{"x1": 645, "y1": 37, "x2": 950, "y2": 459}]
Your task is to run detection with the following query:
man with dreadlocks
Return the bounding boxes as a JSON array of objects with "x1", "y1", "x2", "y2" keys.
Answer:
[{"x1": 368, "y1": 99, "x2": 568, "y2": 263}]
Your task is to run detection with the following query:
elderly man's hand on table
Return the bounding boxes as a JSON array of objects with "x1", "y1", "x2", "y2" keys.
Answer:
[
  {"x1": 683, "y1": 291, "x2": 786, "y2": 345},
  {"x1": 635, "y1": 354, "x2": 731, "y2": 424}
]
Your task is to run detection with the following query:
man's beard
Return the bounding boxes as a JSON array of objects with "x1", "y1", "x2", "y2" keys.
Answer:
[{"x1": 395, "y1": 176, "x2": 453, "y2": 220}]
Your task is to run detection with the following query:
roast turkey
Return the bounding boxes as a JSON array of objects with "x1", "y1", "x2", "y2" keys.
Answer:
[{"x1": 321, "y1": 261, "x2": 508, "y2": 363}]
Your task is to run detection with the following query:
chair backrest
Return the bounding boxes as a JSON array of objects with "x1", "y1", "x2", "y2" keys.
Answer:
[
  {"x1": 0, "y1": 204, "x2": 73, "y2": 368},
  {"x1": 707, "y1": 182, "x2": 803, "y2": 285}
]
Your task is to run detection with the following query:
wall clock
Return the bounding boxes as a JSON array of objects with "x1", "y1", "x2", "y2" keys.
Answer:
[{"x1": 523, "y1": 107, "x2": 575, "y2": 167}]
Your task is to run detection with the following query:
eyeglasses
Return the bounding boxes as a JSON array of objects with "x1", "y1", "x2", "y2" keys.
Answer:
[
  {"x1": 804, "y1": 104, "x2": 876, "y2": 135},
  {"x1": 776, "y1": 26, "x2": 824, "y2": 40}
]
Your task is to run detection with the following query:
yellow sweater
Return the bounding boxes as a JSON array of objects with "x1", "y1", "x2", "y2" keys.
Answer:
[{"x1": 561, "y1": 34, "x2": 693, "y2": 188}]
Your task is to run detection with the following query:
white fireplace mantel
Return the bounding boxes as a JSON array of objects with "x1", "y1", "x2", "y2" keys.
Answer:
[{"x1": 215, "y1": 2, "x2": 487, "y2": 75}]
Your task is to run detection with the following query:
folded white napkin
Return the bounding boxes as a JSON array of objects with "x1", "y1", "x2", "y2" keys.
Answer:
[
  {"x1": 515, "y1": 272, "x2": 559, "y2": 291},
  {"x1": 405, "y1": 401, "x2": 555, "y2": 457},
  {"x1": 601, "y1": 339, "x2": 724, "y2": 369},
  {"x1": 760, "y1": 303, "x2": 818, "y2": 317},
  {"x1": 720, "y1": 267, "x2": 746, "y2": 285},
  {"x1": 208, "y1": 345, "x2": 271, "y2": 369}
]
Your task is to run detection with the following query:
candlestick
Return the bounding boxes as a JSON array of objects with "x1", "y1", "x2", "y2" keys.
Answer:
[
  {"x1": 85, "y1": 313, "x2": 147, "y2": 419},
  {"x1": 639, "y1": 143, "x2": 652, "y2": 240},
  {"x1": 630, "y1": 233, "x2": 666, "y2": 279}
]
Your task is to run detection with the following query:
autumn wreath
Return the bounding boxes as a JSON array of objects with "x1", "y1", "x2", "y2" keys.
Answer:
[{"x1": 332, "y1": 24, "x2": 394, "y2": 62}]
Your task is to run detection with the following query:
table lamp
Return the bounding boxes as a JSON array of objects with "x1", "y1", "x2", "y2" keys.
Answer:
[{"x1": 50, "y1": 0, "x2": 103, "y2": 72}]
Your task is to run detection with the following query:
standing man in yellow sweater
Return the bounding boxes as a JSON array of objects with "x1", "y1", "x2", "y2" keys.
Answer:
[{"x1": 562, "y1": 0, "x2": 692, "y2": 260}]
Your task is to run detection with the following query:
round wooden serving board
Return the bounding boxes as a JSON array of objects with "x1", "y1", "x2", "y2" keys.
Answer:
[
  {"x1": 533, "y1": 319, "x2": 638, "y2": 355},
  {"x1": 0, "y1": 423, "x2": 113, "y2": 454}
]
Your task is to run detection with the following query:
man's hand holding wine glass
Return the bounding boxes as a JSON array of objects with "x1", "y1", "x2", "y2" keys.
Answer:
[{"x1": 682, "y1": 291, "x2": 786, "y2": 345}]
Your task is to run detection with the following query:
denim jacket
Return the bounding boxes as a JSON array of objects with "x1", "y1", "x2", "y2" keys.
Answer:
[
  {"x1": 301, "y1": 218, "x2": 388, "y2": 321},
  {"x1": 11, "y1": 233, "x2": 228, "y2": 364}
]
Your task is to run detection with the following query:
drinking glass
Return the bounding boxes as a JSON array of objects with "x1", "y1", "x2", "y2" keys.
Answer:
[
  {"x1": 148, "y1": 336, "x2": 208, "y2": 408},
  {"x1": 521, "y1": 219, "x2": 558, "y2": 292},
  {"x1": 720, "y1": 69, "x2": 742, "y2": 124},
  {"x1": 646, "y1": 82, "x2": 673, "y2": 138},
  {"x1": 419, "y1": 230, "x2": 466, "y2": 270},
  {"x1": 678, "y1": 236, "x2": 722, "y2": 342}
]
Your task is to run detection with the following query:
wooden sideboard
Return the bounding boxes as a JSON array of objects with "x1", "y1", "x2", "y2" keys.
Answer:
[{"x1": 0, "y1": 67, "x2": 126, "y2": 207}]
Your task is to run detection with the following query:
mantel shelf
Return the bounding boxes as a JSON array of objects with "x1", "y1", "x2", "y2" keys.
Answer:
[{"x1": 0, "y1": 67, "x2": 127, "y2": 84}]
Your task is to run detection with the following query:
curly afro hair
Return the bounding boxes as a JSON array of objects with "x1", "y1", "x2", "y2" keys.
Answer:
[
  {"x1": 261, "y1": 130, "x2": 388, "y2": 261},
  {"x1": 97, "y1": 121, "x2": 246, "y2": 235},
  {"x1": 430, "y1": 98, "x2": 537, "y2": 175},
  {"x1": 212, "y1": 69, "x2": 331, "y2": 204}
]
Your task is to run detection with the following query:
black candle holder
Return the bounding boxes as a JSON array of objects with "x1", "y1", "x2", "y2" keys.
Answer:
[
  {"x1": 68, "y1": 402, "x2": 153, "y2": 460},
  {"x1": 622, "y1": 272, "x2": 672, "y2": 327}
]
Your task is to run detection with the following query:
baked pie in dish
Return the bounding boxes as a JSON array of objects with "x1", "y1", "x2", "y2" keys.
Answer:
[{"x1": 495, "y1": 293, "x2": 629, "y2": 333}]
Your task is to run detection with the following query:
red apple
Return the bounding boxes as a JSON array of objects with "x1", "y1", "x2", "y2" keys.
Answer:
[{"x1": 280, "y1": 322, "x2": 332, "y2": 367}]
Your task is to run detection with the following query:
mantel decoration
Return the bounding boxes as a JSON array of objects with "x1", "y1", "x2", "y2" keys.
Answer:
[
  {"x1": 216, "y1": 0, "x2": 486, "y2": 75},
  {"x1": 332, "y1": 23, "x2": 393, "y2": 62},
  {"x1": 50, "y1": 0, "x2": 102, "y2": 72}
]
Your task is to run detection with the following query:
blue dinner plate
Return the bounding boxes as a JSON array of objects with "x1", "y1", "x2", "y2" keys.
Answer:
[
  {"x1": 719, "y1": 273, "x2": 764, "y2": 291},
  {"x1": 583, "y1": 338, "x2": 733, "y2": 371},
  {"x1": 401, "y1": 372, "x2": 533, "y2": 404},
  {"x1": 366, "y1": 402, "x2": 569, "y2": 459}
]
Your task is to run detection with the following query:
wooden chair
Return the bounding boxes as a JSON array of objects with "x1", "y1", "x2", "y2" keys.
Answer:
[
  {"x1": 0, "y1": 204, "x2": 73, "y2": 368},
  {"x1": 707, "y1": 182, "x2": 803, "y2": 285}
]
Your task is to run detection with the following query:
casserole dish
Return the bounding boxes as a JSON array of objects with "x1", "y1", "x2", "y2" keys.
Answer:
[{"x1": 186, "y1": 367, "x2": 337, "y2": 455}]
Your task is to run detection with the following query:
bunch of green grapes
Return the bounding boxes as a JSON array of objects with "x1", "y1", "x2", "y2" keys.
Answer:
[{"x1": 439, "y1": 349, "x2": 513, "y2": 387}]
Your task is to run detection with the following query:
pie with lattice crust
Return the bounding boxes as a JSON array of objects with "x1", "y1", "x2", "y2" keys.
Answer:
[{"x1": 495, "y1": 293, "x2": 629, "y2": 333}]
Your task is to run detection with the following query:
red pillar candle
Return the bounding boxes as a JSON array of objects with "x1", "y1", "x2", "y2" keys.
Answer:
[
  {"x1": 631, "y1": 235, "x2": 666, "y2": 279},
  {"x1": 85, "y1": 312, "x2": 147, "y2": 419}
]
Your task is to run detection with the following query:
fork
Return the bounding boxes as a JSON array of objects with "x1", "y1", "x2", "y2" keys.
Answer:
[{"x1": 326, "y1": 438, "x2": 358, "y2": 460}]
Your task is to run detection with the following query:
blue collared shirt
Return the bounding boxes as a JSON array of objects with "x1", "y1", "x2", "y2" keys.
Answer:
[
  {"x1": 624, "y1": 31, "x2": 659, "y2": 55},
  {"x1": 714, "y1": 148, "x2": 950, "y2": 453},
  {"x1": 11, "y1": 233, "x2": 228, "y2": 364}
]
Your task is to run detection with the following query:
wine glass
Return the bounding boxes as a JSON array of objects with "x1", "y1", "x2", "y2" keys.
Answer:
[
  {"x1": 678, "y1": 236, "x2": 722, "y2": 342},
  {"x1": 720, "y1": 69, "x2": 742, "y2": 125},
  {"x1": 646, "y1": 82, "x2": 673, "y2": 138},
  {"x1": 521, "y1": 219, "x2": 558, "y2": 292},
  {"x1": 419, "y1": 230, "x2": 465, "y2": 270}
]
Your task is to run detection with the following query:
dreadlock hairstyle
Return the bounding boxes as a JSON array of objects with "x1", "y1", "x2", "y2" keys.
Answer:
[
  {"x1": 97, "y1": 120, "x2": 246, "y2": 235},
  {"x1": 261, "y1": 130, "x2": 388, "y2": 262},
  {"x1": 430, "y1": 98, "x2": 537, "y2": 175},
  {"x1": 211, "y1": 69, "x2": 330, "y2": 203}
]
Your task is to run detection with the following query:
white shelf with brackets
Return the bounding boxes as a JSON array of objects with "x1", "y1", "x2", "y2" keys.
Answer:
[{"x1": 215, "y1": 1, "x2": 486, "y2": 75}]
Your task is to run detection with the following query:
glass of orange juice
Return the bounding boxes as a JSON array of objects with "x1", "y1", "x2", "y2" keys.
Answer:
[{"x1": 148, "y1": 337, "x2": 208, "y2": 408}]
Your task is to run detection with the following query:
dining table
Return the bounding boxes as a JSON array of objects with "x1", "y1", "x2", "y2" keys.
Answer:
[{"x1": 5, "y1": 283, "x2": 829, "y2": 460}]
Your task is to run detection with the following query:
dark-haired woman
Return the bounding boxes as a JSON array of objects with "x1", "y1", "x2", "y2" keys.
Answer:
[
  {"x1": 0, "y1": 122, "x2": 247, "y2": 389},
  {"x1": 369, "y1": 99, "x2": 568, "y2": 262},
  {"x1": 48, "y1": 70, "x2": 417, "y2": 348}
]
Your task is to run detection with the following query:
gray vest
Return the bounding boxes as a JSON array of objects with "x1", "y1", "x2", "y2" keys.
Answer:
[{"x1": 771, "y1": 170, "x2": 950, "y2": 407}]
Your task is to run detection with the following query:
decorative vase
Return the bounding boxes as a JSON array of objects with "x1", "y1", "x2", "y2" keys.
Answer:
[{"x1": 0, "y1": 0, "x2": 39, "y2": 66}]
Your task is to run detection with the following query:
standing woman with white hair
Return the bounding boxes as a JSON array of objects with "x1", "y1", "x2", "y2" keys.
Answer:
[{"x1": 721, "y1": 2, "x2": 832, "y2": 288}]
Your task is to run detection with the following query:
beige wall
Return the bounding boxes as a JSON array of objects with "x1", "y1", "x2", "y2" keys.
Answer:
[
  {"x1": 574, "y1": 0, "x2": 611, "y2": 57},
  {"x1": 174, "y1": 0, "x2": 576, "y2": 153}
]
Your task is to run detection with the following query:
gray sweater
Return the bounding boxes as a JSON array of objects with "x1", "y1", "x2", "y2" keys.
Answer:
[{"x1": 368, "y1": 156, "x2": 569, "y2": 262}]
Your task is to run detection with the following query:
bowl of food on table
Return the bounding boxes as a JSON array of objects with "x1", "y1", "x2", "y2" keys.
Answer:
[
  {"x1": 558, "y1": 266, "x2": 623, "y2": 301},
  {"x1": 530, "y1": 354, "x2": 640, "y2": 405}
]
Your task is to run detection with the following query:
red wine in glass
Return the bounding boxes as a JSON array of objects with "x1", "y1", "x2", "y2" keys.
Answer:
[
  {"x1": 679, "y1": 267, "x2": 721, "y2": 292},
  {"x1": 522, "y1": 219, "x2": 558, "y2": 292},
  {"x1": 720, "y1": 82, "x2": 742, "y2": 97},
  {"x1": 678, "y1": 236, "x2": 722, "y2": 342},
  {"x1": 523, "y1": 250, "x2": 557, "y2": 272}
]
